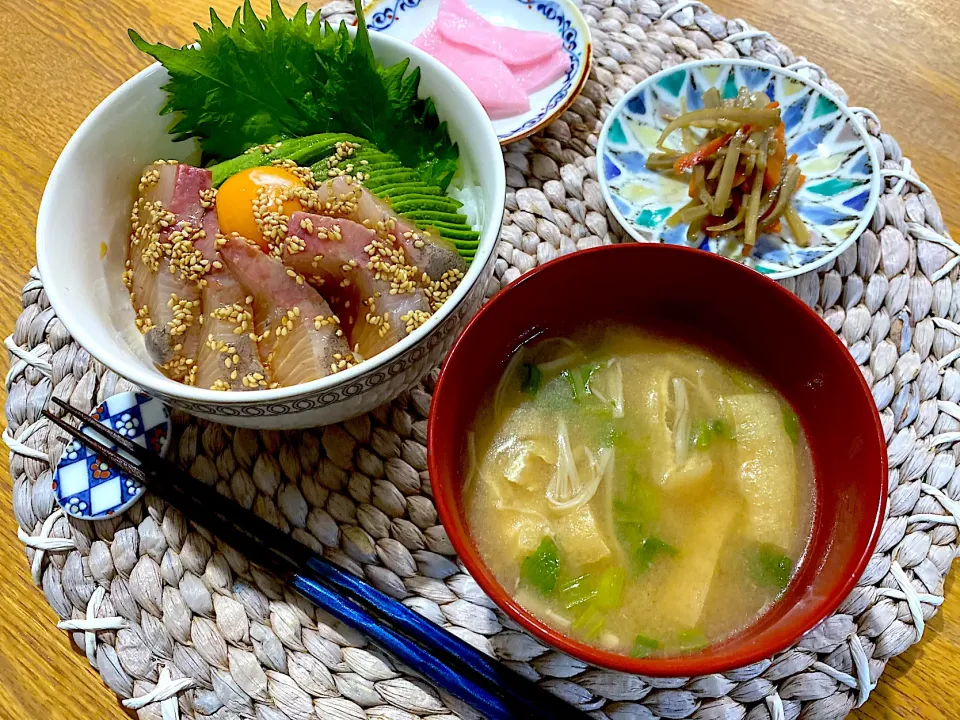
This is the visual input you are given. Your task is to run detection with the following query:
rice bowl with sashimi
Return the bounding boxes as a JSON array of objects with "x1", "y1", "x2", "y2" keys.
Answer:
[
  {"x1": 127, "y1": 144, "x2": 470, "y2": 390},
  {"x1": 36, "y1": 1, "x2": 505, "y2": 427}
]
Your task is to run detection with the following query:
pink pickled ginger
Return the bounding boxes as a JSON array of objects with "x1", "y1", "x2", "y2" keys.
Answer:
[
  {"x1": 413, "y1": 22, "x2": 529, "y2": 118},
  {"x1": 511, "y1": 49, "x2": 571, "y2": 93},
  {"x1": 436, "y1": 0, "x2": 561, "y2": 65}
]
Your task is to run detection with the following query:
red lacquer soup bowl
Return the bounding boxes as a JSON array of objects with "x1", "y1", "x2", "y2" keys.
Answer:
[{"x1": 427, "y1": 243, "x2": 887, "y2": 676}]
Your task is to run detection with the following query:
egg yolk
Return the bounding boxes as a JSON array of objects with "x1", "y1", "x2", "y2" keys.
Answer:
[{"x1": 217, "y1": 166, "x2": 304, "y2": 250}]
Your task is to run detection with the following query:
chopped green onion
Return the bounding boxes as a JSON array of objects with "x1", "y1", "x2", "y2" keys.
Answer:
[
  {"x1": 709, "y1": 418, "x2": 733, "y2": 439},
  {"x1": 520, "y1": 537, "x2": 560, "y2": 595},
  {"x1": 519, "y1": 363, "x2": 542, "y2": 396},
  {"x1": 571, "y1": 605, "x2": 605, "y2": 639},
  {"x1": 781, "y1": 405, "x2": 800, "y2": 443},
  {"x1": 633, "y1": 536, "x2": 678, "y2": 575},
  {"x1": 614, "y1": 480, "x2": 660, "y2": 527},
  {"x1": 564, "y1": 370, "x2": 581, "y2": 401},
  {"x1": 630, "y1": 634, "x2": 660, "y2": 658},
  {"x1": 595, "y1": 567, "x2": 626, "y2": 611},
  {"x1": 747, "y1": 542, "x2": 793, "y2": 590},
  {"x1": 558, "y1": 574, "x2": 597, "y2": 610},
  {"x1": 616, "y1": 522, "x2": 646, "y2": 554},
  {"x1": 677, "y1": 627, "x2": 709, "y2": 651},
  {"x1": 690, "y1": 418, "x2": 734, "y2": 449},
  {"x1": 690, "y1": 420, "x2": 712, "y2": 449},
  {"x1": 561, "y1": 362, "x2": 603, "y2": 402}
]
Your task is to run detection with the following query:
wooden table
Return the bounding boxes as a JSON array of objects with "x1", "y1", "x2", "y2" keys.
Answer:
[{"x1": 0, "y1": 0, "x2": 957, "y2": 718}]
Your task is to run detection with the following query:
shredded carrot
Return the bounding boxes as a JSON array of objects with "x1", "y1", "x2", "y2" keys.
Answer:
[
  {"x1": 764, "y1": 123, "x2": 787, "y2": 191},
  {"x1": 674, "y1": 133, "x2": 732, "y2": 173},
  {"x1": 765, "y1": 101, "x2": 780, "y2": 109}
]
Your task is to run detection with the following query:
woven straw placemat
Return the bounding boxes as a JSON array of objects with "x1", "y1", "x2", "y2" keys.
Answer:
[{"x1": 7, "y1": 1, "x2": 960, "y2": 718}]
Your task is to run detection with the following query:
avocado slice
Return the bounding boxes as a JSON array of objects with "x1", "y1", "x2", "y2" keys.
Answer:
[
  {"x1": 417, "y1": 226, "x2": 482, "y2": 244},
  {"x1": 401, "y1": 210, "x2": 470, "y2": 225},
  {"x1": 358, "y1": 160, "x2": 404, "y2": 174},
  {"x1": 373, "y1": 183, "x2": 442, "y2": 197},
  {"x1": 418, "y1": 220, "x2": 479, "y2": 234},
  {"x1": 388, "y1": 195, "x2": 463, "y2": 214},
  {"x1": 210, "y1": 132, "x2": 362, "y2": 186},
  {"x1": 364, "y1": 170, "x2": 423, "y2": 188}
]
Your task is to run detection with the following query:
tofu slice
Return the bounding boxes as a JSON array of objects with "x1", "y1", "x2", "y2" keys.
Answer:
[
  {"x1": 632, "y1": 367, "x2": 714, "y2": 491},
  {"x1": 660, "y1": 497, "x2": 738, "y2": 628},
  {"x1": 725, "y1": 394, "x2": 798, "y2": 548},
  {"x1": 554, "y1": 504, "x2": 612, "y2": 567}
]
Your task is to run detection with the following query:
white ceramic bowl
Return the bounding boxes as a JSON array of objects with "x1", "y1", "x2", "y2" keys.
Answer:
[{"x1": 36, "y1": 29, "x2": 505, "y2": 429}]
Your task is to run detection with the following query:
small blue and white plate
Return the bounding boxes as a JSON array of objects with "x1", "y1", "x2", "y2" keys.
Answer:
[
  {"x1": 364, "y1": 0, "x2": 592, "y2": 145},
  {"x1": 597, "y1": 59, "x2": 882, "y2": 279},
  {"x1": 53, "y1": 392, "x2": 170, "y2": 520}
]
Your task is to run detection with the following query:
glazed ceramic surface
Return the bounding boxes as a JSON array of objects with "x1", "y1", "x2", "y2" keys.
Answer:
[
  {"x1": 597, "y1": 60, "x2": 881, "y2": 278},
  {"x1": 53, "y1": 392, "x2": 170, "y2": 519},
  {"x1": 36, "y1": 29, "x2": 504, "y2": 429},
  {"x1": 364, "y1": 0, "x2": 592, "y2": 145},
  {"x1": 429, "y1": 243, "x2": 887, "y2": 675}
]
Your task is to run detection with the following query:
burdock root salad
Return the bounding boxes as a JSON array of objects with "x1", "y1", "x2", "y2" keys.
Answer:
[{"x1": 125, "y1": 1, "x2": 480, "y2": 391}]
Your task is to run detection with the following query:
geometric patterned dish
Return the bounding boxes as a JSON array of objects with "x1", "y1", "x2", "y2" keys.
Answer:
[
  {"x1": 364, "y1": 0, "x2": 592, "y2": 146},
  {"x1": 52, "y1": 391, "x2": 169, "y2": 520},
  {"x1": 598, "y1": 59, "x2": 882, "y2": 278}
]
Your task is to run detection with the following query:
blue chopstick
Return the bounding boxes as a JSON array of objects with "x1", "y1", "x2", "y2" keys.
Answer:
[
  {"x1": 292, "y1": 574, "x2": 515, "y2": 720},
  {"x1": 44, "y1": 399, "x2": 586, "y2": 720}
]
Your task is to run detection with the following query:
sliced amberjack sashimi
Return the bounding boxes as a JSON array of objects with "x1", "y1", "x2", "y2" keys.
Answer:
[
  {"x1": 659, "y1": 497, "x2": 738, "y2": 628},
  {"x1": 511, "y1": 48, "x2": 572, "y2": 93},
  {"x1": 218, "y1": 236, "x2": 351, "y2": 386},
  {"x1": 725, "y1": 394, "x2": 798, "y2": 548},
  {"x1": 309, "y1": 176, "x2": 467, "y2": 281},
  {"x1": 435, "y1": 0, "x2": 562, "y2": 66},
  {"x1": 127, "y1": 163, "x2": 208, "y2": 381},
  {"x1": 413, "y1": 20, "x2": 529, "y2": 118},
  {"x1": 193, "y1": 211, "x2": 267, "y2": 391},
  {"x1": 283, "y1": 213, "x2": 432, "y2": 358}
]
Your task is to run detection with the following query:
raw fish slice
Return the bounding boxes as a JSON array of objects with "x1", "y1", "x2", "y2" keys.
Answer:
[
  {"x1": 436, "y1": 0, "x2": 562, "y2": 66},
  {"x1": 724, "y1": 394, "x2": 797, "y2": 548},
  {"x1": 283, "y1": 213, "x2": 432, "y2": 358},
  {"x1": 219, "y1": 236, "x2": 351, "y2": 386},
  {"x1": 414, "y1": 21, "x2": 529, "y2": 118},
  {"x1": 310, "y1": 175, "x2": 467, "y2": 281},
  {"x1": 511, "y1": 48, "x2": 572, "y2": 93},
  {"x1": 127, "y1": 163, "x2": 209, "y2": 382},
  {"x1": 193, "y1": 211, "x2": 268, "y2": 391}
]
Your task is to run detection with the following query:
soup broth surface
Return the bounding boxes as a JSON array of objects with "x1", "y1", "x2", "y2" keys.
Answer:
[{"x1": 465, "y1": 326, "x2": 814, "y2": 658}]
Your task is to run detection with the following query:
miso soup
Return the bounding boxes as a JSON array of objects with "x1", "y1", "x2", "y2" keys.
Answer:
[{"x1": 464, "y1": 327, "x2": 814, "y2": 658}]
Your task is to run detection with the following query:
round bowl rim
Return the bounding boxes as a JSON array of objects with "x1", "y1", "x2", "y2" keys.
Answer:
[
  {"x1": 427, "y1": 243, "x2": 888, "y2": 676},
  {"x1": 36, "y1": 29, "x2": 505, "y2": 406},
  {"x1": 361, "y1": 0, "x2": 595, "y2": 146},
  {"x1": 595, "y1": 58, "x2": 883, "y2": 281}
]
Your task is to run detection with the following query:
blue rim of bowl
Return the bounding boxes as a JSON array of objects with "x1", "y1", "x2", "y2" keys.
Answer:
[
  {"x1": 362, "y1": 0, "x2": 593, "y2": 146},
  {"x1": 596, "y1": 59, "x2": 883, "y2": 280}
]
